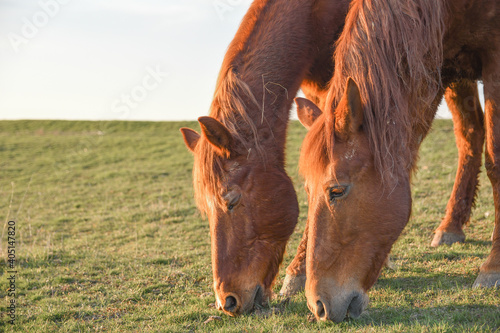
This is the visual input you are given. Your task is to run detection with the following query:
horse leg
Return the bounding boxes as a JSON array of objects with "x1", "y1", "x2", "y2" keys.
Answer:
[
  {"x1": 431, "y1": 80, "x2": 484, "y2": 247},
  {"x1": 473, "y1": 63, "x2": 500, "y2": 287},
  {"x1": 279, "y1": 220, "x2": 308, "y2": 296}
]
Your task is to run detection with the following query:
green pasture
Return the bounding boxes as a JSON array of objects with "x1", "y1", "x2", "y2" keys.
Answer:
[{"x1": 0, "y1": 120, "x2": 498, "y2": 332}]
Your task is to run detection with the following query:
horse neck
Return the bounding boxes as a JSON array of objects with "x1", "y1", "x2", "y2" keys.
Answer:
[{"x1": 212, "y1": 0, "x2": 340, "y2": 163}]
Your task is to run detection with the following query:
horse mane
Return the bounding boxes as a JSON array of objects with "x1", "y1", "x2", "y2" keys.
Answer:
[
  {"x1": 194, "y1": 68, "x2": 266, "y2": 216},
  {"x1": 326, "y1": 0, "x2": 445, "y2": 183}
]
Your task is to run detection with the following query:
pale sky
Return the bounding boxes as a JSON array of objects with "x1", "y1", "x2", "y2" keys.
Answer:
[{"x1": 0, "y1": 1, "x2": 461, "y2": 121}]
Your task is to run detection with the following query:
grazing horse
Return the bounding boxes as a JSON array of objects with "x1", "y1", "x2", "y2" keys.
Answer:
[
  {"x1": 181, "y1": 0, "x2": 486, "y2": 315},
  {"x1": 296, "y1": 0, "x2": 500, "y2": 322},
  {"x1": 180, "y1": 0, "x2": 352, "y2": 315}
]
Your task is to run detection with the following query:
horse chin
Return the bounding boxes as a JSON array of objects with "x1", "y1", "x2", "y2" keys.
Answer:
[{"x1": 243, "y1": 285, "x2": 271, "y2": 313}]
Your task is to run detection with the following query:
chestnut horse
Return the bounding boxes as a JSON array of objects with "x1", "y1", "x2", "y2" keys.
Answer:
[
  {"x1": 296, "y1": 0, "x2": 500, "y2": 322},
  {"x1": 180, "y1": 0, "x2": 352, "y2": 315}
]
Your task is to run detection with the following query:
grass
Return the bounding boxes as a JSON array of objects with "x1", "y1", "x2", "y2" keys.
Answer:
[{"x1": 0, "y1": 119, "x2": 499, "y2": 332}]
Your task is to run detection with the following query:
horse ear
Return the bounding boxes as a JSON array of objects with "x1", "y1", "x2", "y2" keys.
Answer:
[
  {"x1": 335, "y1": 77, "x2": 364, "y2": 138},
  {"x1": 295, "y1": 97, "x2": 322, "y2": 129},
  {"x1": 198, "y1": 116, "x2": 234, "y2": 157},
  {"x1": 180, "y1": 127, "x2": 200, "y2": 153}
]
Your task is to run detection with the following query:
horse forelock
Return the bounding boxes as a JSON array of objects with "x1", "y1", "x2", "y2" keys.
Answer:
[
  {"x1": 192, "y1": 139, "x2": 223, "y2": 216},
  {"x1": 329, "y1": 0, "x2": 445, "y2": 184},
  {"x1": 299, "y1": 114, "x2": 333, "y2": 192},
  {"x1": 194, "y1": 68, "x2": 268, "y2": 216}
]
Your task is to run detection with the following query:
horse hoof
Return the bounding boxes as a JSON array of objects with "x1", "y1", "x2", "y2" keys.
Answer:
[
  {"x1": 431, "y1": 230, "x2": 465, "y2": 247},
  {"x1": 279, "y1": 274, "x2": 306, "y2": 296},
  {"x1": 472, "y1": 272, "x2": 500, "y2": 288}
]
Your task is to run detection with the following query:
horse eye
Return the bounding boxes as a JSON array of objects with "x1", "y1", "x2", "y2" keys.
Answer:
[
  {"x1": 329, "y1": 186, "x2": 348, "y2": 202},
  {"x1": 226, "y1": 194, "x2": 241, "y2": 211}
]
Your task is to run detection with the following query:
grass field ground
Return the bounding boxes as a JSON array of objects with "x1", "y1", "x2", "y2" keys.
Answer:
[{"x1": 0, "y1": 119, "x2": 499, "y2": 332}]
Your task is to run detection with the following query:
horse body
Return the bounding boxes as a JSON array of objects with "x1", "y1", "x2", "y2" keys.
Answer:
[
  {"x1": 297, "y1": 0, "x2": 500, "y2": 322},
  {"x1": 181, "y1": 0, "x2": 351, "y2": 315}
]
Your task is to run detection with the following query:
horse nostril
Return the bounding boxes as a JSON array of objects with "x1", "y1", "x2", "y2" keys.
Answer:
[
  {"x1": 347, "y1": 292, "x2": 367, "y2": 319},
  {"x1": 224, "y1": 296, "x2": 238, "y2": 313},
  {"x1": 316, "y1": 300, "x2": 326, "y2": 319}
]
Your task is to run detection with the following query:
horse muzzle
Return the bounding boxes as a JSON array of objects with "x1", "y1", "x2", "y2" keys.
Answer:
[
  {"x1": 306, "y1": 280, "x2": 369, "y2": 322},
  {"x1": 216, "y1": 285, "x2": 267, "y2": 316}
]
